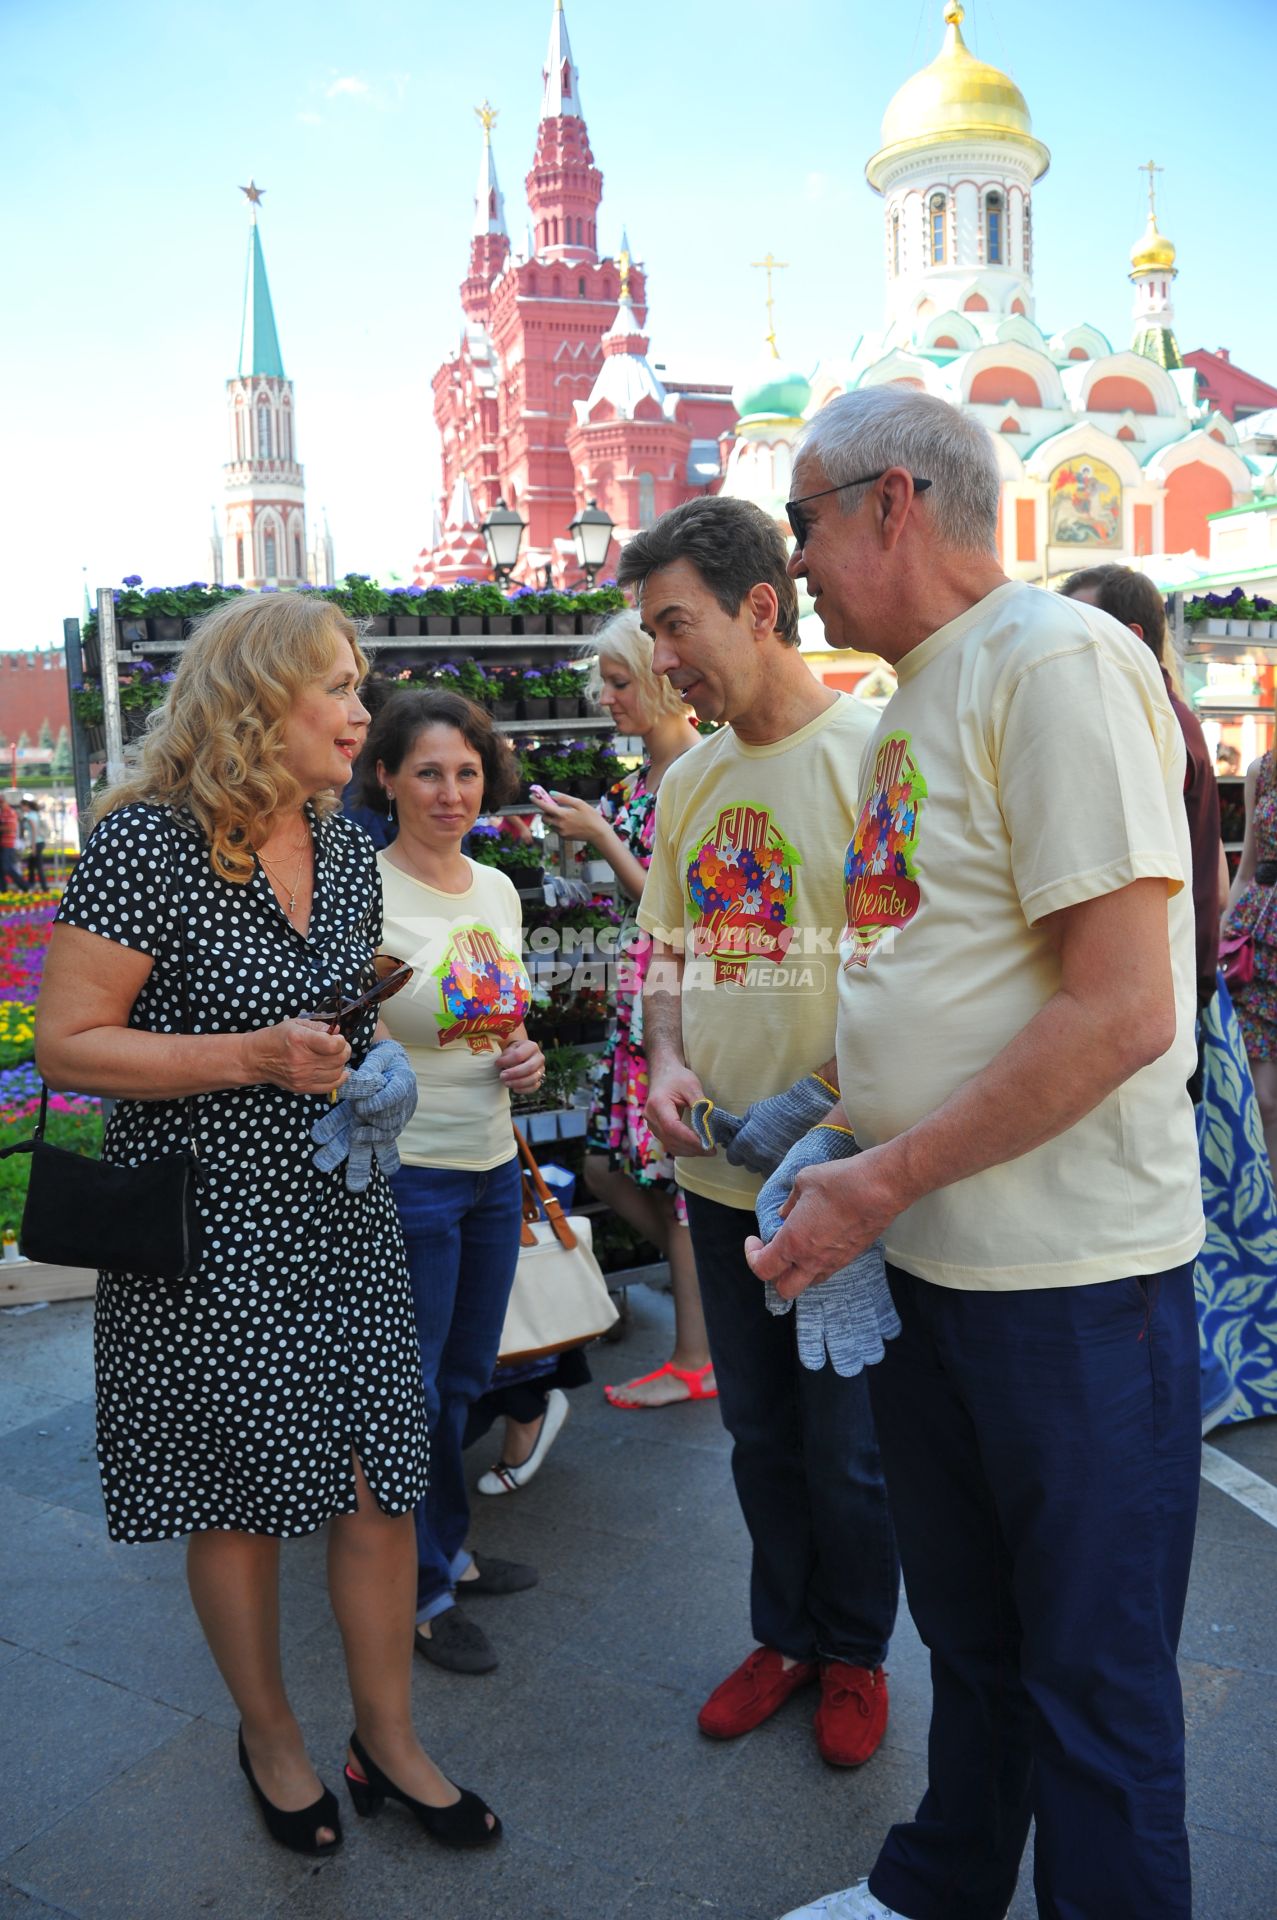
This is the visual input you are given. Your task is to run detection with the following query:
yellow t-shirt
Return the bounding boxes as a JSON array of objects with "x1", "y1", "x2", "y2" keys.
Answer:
[
  {"x1": 638, "y1": 693, "x2": 878, "y2": 1209},
  {"x1": 835, "y1": 579, "x2": 1205, "y2": 1290},
  {"x1": 377, "y1": 852, "x2": 531, "y2": 1171}
]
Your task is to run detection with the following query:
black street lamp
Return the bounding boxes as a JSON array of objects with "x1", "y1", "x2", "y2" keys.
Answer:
[
  {"x1": 480, "y1": 498, "x2": 527, "y2": 585},
  {"x1": 568, "y1": 498, "x2": 615, "y2": 587}
]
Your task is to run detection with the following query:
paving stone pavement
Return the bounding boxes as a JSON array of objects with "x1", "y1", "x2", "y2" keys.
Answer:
[{"x1": 1, "y1": 1288, "x2": 1275, "y2": 1919}]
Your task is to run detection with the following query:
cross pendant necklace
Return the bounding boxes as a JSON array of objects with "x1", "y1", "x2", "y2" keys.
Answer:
[{"x1": 258, "y1": 837, "x2": 308, "y2": 921}]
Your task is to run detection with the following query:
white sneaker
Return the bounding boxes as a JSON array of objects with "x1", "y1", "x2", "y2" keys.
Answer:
[
  {"x1": 477, "y1": 1388, "x2": 570, "y2": 1495},
  {"x1": 778, "y1": 1884, "x2": 907, "y2": 1920}
]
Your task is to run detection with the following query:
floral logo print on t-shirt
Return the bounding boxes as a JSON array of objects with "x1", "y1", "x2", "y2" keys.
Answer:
[
  {"x1": 685, "y1": 803, "x2": 801, "y2": 985},
  {"x1": 842, "y1": 733, "x2": 927, "y2": 969},
  {"x1": 434, "y1": 924, "x2": 531, "y2": 1052}
]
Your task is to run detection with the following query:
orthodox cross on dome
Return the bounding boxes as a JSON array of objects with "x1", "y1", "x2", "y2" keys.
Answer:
[
  {"x1": 751, "y1": 252, "x2": 789, "y2": 360},
  {"x1": 1139, "y1": 156, "x2": 1164, "y2": 220},
  {"x1": 239, "y1": 180, "x2": 266, "y2": 222},
  {"x1": 618, "y1": 230, "x2": 632, "y2": 298},
  {"x1": 475, "y1": 100, "x2": 498, "y2": 142}
]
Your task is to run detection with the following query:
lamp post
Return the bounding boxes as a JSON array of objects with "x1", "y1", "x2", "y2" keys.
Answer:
[
  {"x1": 480, "y1": 498, "x2": 527, "y2": 586},
  {"x1": 568, "y1": 498, "x2": 614, "y2": 588}
]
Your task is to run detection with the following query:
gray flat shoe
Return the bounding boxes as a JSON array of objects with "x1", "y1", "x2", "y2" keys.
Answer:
[
  {"x1": 414, "y1": 1607, "x2": 498, "y2": 1675},
  {"x1": 462, "y1": 1552, "x2": 539, "y2": 1596}
]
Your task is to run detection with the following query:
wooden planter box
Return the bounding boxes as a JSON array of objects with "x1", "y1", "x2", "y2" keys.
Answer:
[{"x1": 0, "y1": 1257, "x2": 97, "y2": 1306}]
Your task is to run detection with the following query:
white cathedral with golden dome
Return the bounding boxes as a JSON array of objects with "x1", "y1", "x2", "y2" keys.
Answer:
[{"x1": 723, "y1": 2, "x2": 1258, "y2": 586}]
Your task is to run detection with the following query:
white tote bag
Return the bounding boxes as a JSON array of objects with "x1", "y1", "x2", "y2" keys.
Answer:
[{"x1": 498, "y1": 1127, "x2": 620, "y2": 1364}]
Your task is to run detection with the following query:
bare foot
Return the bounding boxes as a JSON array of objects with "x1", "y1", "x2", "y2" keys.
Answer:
[
  {"x1": 605, "y1": 1360, "x2": 716, "y2": 1409},
  {"x1": 242, "y1": 1724, "x2": 337, "y2": 1845}
]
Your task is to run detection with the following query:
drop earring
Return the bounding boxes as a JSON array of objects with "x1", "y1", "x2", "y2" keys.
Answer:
[{"x1": 386, "y1": 792, "x2": 396, "y2": 823}]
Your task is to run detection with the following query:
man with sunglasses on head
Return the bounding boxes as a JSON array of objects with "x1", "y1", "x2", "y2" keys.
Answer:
[
  {"x1": 617, "y1": 495, "x2": 899, "y2": 1772},
  {"x1": 758, "y1": 387, "x2": 1203, "y2": 1920}
]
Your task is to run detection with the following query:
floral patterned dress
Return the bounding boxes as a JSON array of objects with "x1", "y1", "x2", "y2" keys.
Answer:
[
  {"x1": 586, "y1": 768, "x2": 686, "y2": 1221},
  {"x1": 1224, "y1": 750, "x2": 1277, "y2": 1060}
]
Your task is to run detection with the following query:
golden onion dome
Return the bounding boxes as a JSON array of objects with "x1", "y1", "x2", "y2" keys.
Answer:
[
  {"x1": 867, "y1": 3, "x2": 1049, "y2": 192},
  {"x1": 1130, "y1": 215, "x2": 1177, "y2": 274}
]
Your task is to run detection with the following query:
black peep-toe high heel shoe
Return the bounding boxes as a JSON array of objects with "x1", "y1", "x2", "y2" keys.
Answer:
[
  {"x1": 238, "y1": 1727, "x2": 343, "y2": 1856},
  {"x1": 343, "y1": 1729, "x2": 501, "y2": 1849}
]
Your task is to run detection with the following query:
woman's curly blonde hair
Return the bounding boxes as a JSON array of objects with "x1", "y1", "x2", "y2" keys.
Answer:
[{"x1": 97, "y1": 594, "x2": 367, "y2": 884}]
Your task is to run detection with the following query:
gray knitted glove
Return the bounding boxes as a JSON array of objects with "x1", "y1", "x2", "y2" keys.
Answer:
[
  {"x1": 689, "y1": 1071, "x2": 838, "y2": 1173},
  {"x1": 310, "y1": 1040, "x2": 417, "y2": 1192},
  {"x1": 344, "y1": 1119, "x2": 401, "y2": 1193},
  {"x1": 343, "y1": 1038, "x2": 418, "y2": 1132},
  {"x1": 310, "y1": 1101, "x2": 401, "y2": 1191},
  {"x1": 755, "y1": 1125, "x2": 900, "y2": 1378}
]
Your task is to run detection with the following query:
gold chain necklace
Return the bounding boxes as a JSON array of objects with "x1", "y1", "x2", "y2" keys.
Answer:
[{"x1": 257, "y1": 833, "x2": 310, "y2": 921}]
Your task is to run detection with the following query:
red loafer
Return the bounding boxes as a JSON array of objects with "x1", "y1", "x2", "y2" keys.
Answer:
[
  {"x1": 698, "y1": 1646, "x2": 819, "y2": 1740},
  {"x1": 814, "y1": 1662, "x2": 888, "y2": 1767}
]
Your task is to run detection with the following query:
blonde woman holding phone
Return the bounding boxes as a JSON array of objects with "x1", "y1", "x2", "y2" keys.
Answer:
[{"x1": 533, "y1": 610, "x2": 712, "y2": 1409}]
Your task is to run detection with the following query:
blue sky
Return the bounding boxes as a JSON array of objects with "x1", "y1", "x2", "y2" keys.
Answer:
[{"x1": 2, "y1": 0, "x2": 1274, "y2": 652}]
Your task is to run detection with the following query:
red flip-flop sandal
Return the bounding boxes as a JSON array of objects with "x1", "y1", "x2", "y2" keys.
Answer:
[{"x1": 604, "y1": 1360, "x2": 718, "y2": 1409}]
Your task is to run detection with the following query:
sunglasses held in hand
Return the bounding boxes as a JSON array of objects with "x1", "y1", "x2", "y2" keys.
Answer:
[{"x1": 305, "y1": 954, "x2": 415, "y2": 1039}]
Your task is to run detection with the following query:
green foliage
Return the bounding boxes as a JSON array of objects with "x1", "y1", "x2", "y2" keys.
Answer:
[
  {"x1": 541, "y1": 659, "x2": 590, "y2": 696},
  {"x1": 0, "y1": 1107, "x2": 104, "y2": 1237},
  {"x1": 451, "y1": 580, "x2": 509, "y2": 616},
  {"x1": 325, "y1": 573, "x2": 391, "y2": 618},
  {"x1": 82, "y1": 577, "x2": 619, "y2": 643}
]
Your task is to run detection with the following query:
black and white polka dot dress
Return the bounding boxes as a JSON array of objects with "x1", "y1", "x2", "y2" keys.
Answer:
[{"x1": 55, "y1": 802, "x2": 429, "y2": 1544}]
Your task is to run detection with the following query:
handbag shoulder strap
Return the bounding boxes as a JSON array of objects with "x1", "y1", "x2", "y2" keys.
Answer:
[{"x1": 513, "y1": 1123, "x2": 578, "y2": 1252}]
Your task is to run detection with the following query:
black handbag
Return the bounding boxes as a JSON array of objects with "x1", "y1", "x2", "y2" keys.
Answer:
[
  {"x1": 0, "y1": 823, "x2": 205, "y2": 1282},
  {"x1": 7, "y1": 1085, "x2": 203, "y2": 1278}
]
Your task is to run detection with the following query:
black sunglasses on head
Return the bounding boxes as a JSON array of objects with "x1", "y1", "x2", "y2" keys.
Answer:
[{"x1": 785, "y1": 471, "x2": 933, "y2": 550}]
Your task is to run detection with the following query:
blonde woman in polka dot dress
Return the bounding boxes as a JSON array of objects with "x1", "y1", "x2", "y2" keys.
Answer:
[{"x1": 37, "y1": 596, "x2": 499, "y2": 1856}]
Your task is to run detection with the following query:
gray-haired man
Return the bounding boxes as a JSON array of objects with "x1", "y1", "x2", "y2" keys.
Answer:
[{"x1": 762, "y1": 389, "x2": 1203, "y2": 1920}]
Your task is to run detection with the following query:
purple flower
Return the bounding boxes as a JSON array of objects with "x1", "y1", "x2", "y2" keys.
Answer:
[
  {"x1": 144, "y1": 586, "x2": 166, "y2": 597},
  {"x1": 160, "y1": 672, "x2": 176, "y2": 684},
  {"x1": 524, "y1": 667, "x2": 543, "y2": 681},
  {"x1": 406, "y1": 584, "x2": 426, "y2": 599},
  {"x1": 121, "y1": 574, "x2": 143, "y2": 587},
  {"x1": 296, "y1": 582, "x2": 314, "y2": 592},
  {"x1": 183, "y1": 581, "x2": 207, "y2": 590},
  {"x1": 387, "y1": 587, "x2": 407, "y2": 599},
  {"x1": 261, "y1": 584, "x2": 279, "y2": 593}
]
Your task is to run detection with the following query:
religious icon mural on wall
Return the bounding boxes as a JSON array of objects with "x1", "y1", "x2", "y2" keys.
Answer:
[{"x1": 1049, "y1": 455, "x2": 1122, "y2": 547}]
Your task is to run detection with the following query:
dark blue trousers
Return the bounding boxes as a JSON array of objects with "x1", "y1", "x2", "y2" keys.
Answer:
[
  {"x1": 867, "y1": 1263, "x2": 1201, "y2": 1920},
  {"x1": 683, "y1": 1191, "x2": 899, "y2": 1668},
  {"x1": 389, "y1": 1155, "x2": 523, "y2": 1620}
]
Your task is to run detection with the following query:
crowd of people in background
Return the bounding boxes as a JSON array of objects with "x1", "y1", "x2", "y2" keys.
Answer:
[
  {"x1": 30, "y1": 386, "x2": 1277, "y2": 1918},
  {"x1": 0, "y1": 794, "x2": 48, "y2": 890}
]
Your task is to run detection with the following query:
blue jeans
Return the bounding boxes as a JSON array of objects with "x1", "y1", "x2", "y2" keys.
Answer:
[
  {"x1": 682, "y1": 1190, "x2": 899, "y2": 1667},
  {"x1": 867, "y1": 1263, "x2": 1201, "y2": 1920},
  {"x1": 389, "y1": 1155, "x2": 523, "y2": 1620}
]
